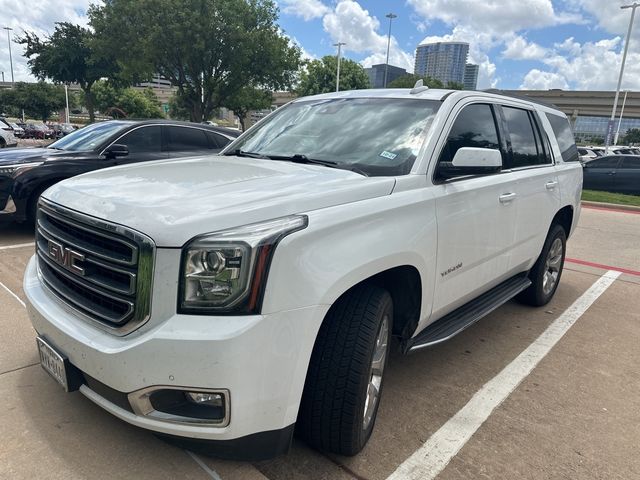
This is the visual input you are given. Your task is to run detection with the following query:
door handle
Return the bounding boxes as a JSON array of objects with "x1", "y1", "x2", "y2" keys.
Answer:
[
  {"x1": 499, "y1": 192, "x2": 517, "y2": 204},
  {"x1": 607, "y1": 171, "x2": 617, "y2": 176},
  {"x1": 545, "y1": 181, "x2": 558, "y2": 190}
]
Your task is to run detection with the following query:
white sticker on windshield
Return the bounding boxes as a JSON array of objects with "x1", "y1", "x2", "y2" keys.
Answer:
[{"x1": 379, "y1": 150, "x2": 398, "y2": 160}]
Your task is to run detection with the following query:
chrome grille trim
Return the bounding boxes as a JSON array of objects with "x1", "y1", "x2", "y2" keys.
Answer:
[{"x1": 36, "y1": 198, "x2": 155, "y2": 336}]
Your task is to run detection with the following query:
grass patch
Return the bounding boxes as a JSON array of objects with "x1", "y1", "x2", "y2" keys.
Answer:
[{"x1": 582, "y1": 189, "x2": 640, "y2": 207}]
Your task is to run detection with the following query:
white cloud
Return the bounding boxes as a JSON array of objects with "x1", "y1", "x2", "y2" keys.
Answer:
[
  {"x1": 502, "y1": 35, "x2": 548, "y2": 60},
  {"x1": 521, "y1": 69, "x2": 568, "y2": 89},
  {"x1": 322, "y1": 1, "x2": 414, "y2": 72},
  {"x1": 280, "y1": 0, "x2": 330, "y2": 21},
  {"x1": 0, "y1": 0, "x2": 92, "y2": 82}
]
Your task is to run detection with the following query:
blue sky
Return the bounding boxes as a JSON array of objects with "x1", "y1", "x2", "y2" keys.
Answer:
[{"x1": 3, "y1": 0, "x2": 640, "y2": 91}]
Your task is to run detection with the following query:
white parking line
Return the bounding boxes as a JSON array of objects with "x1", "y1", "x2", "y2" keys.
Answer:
[
  {"x1": 0, "y1": 280, "x2": 25, "y2": 308},
  {"x1": 186, "y1": 450, "x2": 223, "y2": 480},
  {"x1": 387, "y1": 270, "x2": 621, "y2": 480},
  {"x1": 0, "y1": 242, "x2": 35, "y2": 251}
]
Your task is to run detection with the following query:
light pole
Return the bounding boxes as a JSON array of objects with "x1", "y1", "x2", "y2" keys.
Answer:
[
  {"x1": 614, "y1": 90, "x2": 629, "y2": 145},
  {"x1": 383, "y1": 13, "x2": 397, "y2": 88},
  {"x1": 334, "y1": 42, "x2": 346, "y2": 92},
  {"x1": 3, "y1": 27, "x2": 14, "y2": 85},
  {"x1": 64, "y1": 84, "x2": 70, "y2": 124},
  {"x1": 606, "y1": 3, "x2": 639, "y2": 152}
]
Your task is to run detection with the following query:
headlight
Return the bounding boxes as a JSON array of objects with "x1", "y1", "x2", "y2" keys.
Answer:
[
  {"x1": 0, "y1": 162, "x2": 44, "y2": 177},
  {"x1": 179, "y1": 215, "x2": 308, "y2": 314}
]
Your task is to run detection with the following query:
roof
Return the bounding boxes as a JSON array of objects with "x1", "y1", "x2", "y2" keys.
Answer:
[{"x1": 97, "y1": 119, "x2": 241, "y2": 137}]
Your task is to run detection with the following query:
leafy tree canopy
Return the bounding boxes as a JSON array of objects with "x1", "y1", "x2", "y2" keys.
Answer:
[
  {"x1": 622, "y1": 128, "x2": 640, "y2": 145},
  {"x1": 225, "y1": 87, "x2": 273, "y2": 130},
  {"x1": 89, "y1": 0, "x2": 301, "y2": 122},
  {"x1": 91, "y1": 81, "x2": 163, "y2": 119},
  {"x1": 297, "y1": 56, "x2": 371, "y2": 96},
  {"x1": 18, "y1": 22, "x2": 118, "y2": 122},
  {"x1": 0, "y1": 82, "x2": 66, "y2": 121},
  {"x1": 387, "y1": 74, "x2": 444, "y2": 89}
]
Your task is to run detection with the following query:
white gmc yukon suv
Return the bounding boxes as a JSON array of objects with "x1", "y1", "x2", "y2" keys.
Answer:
[{"x1": 24, "y1": 87, "x2": 582, "y2": 460}]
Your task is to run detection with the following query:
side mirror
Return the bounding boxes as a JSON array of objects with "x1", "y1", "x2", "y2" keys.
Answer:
[
  {"x1": 438, "y1": 147, "x2": 502, "y2": 179},
  {"x1": 104, "y1": 144, "x2": 129, "y2": 158}
]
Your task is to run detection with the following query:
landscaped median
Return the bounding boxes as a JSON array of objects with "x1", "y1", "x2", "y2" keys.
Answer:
[{"x1": 582, "y1": 190, "x2": 640, "y2": 209}]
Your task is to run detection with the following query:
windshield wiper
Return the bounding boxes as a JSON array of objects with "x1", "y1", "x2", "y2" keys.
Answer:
[
  {"x1": 267, "y1": 154, "x2": 369, "y2": 176},
  {"x1": 223, "y1": 149, "x2": 269, "y2": 159}
]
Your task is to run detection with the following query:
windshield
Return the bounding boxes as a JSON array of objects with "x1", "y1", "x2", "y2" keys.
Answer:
[
  {"x1": 48, "y1": 121, "x2": 131, "y2": 152},
  {"x1": 226, "y1": 97, "x2": 441, "y2": 176}
]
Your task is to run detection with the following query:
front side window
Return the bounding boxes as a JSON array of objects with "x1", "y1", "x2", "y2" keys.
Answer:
[
  {"x1": 586, "y1": 157, "x2": 620, "y2": 169},
  {"x1": 437, "y1": 103, "x2": 501, "y2": 165},
  {"x1": 503, "y1": 106, "x2": 546, "y2": 168},
  {"x1": 119, "y1": 126, "x2": 162, "y2": 153},
  {"x1": 166, "y1": 126, "x2": 211, "y2": 152},
  {"x1": 226, "y1": 98, "x2": 441, "y2": 176}
]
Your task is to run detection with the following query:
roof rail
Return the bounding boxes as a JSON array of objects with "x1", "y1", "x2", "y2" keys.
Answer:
[{"x1": 482, "y1": 89, "x2": 560, "y2": 110}]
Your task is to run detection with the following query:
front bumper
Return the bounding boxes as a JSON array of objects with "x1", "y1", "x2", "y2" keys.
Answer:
[{"x1": 24, "y1": 255, "x2": 329, "y2": 457}]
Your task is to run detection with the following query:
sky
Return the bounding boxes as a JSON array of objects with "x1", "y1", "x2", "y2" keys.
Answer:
[{"x1": 2, "y1": 0, "x2": 640, "y2": 91}]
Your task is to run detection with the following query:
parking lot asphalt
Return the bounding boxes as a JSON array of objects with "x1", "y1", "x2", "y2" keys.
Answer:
[{"x1": 0, "y1": 204, "x2": 638, "y2": 480}]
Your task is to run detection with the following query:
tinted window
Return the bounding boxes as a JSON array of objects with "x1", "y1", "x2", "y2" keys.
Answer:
[
  {"x1": 545, "y1": 113, "x2": 579, "y2": 162},
  {"x1": 621, "y1": 156, "x2": 640, "y2": 168},
  {"x1": 167, "y1": 126, "x2": 211, "y2": 152},
  {"x1": 578, "y1": 148, "x2": 588, "y2": 155},
  {"x1": 119, "y1": 126, "x2": 162, "y2": 153},
  {"x1": 206, "y1": 131, "x2": 231, "y2": 149},
  {"x1": 503, "y1": 107, "x2": 545, "y2": 168},
  {"x1": 438, "y1": 103, "x2": 501, "y2": 164},
  {"x1": 586, "y1": 157, "x2": 620, "y2": 168}
]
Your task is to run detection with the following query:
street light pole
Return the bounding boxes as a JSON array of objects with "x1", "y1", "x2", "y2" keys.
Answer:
[
  {"x1": 3, "y1": 27, "x2": 14, "y2": 85},
  {"x1": 64, "y1": 84, "x2": 70, "y2": 124},
  {"x1": 614, "y1": 90, "x2": 629, "y2": 145},
  {"x1": 334, "y1": 42, "x2": 346, "y2": 92},
  {"x1": 383, "y1": 13, "x2": 397, "y2": 88},
  {"x1": 606, "y1": 3, "x2": 639, "y2": 152}
]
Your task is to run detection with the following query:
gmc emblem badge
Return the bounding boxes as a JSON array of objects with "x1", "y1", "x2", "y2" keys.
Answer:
[{"x1": 47, "y1": 240, "x2": 86, "y2": 276}]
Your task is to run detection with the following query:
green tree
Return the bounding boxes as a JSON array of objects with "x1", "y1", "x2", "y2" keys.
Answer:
[
  {"x1": 446, "y1": 81, "x2": 465, "y2": 90},
  {"x1": 622, "y1": 128, "x2": 640, "y2": 144},
  {"x1": 1, "y1": 82, "x2": 66, "y2": 121},
  {"x1": 89, "y1": 0, "x2": 301, "y2": 122},
  {"x1": 91, "y1": 81, "x2": 163, "y2": 119},
  {"x1": 18, "y1": 22, "x2": 118, "y2": 122},
  {"x1": 168, "y1": 94, "x2": 191, "y2": 121},
  {"x1": 225, "y1": 87, "x2": 273, "y2": 131},
  {"x1": 297, "y1": 56, "x2": 371, "y2": 96},
  {"x1": 387, "y1": 74, "x2": 444, "y2": 89}
]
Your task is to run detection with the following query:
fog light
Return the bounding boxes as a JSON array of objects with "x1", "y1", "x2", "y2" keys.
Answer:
[{"x1": 186, "y1": 391, "x2": 224, "y2": 407}]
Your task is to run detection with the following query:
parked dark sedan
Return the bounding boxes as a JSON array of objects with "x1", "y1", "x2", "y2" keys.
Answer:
[
  {"x1": 0, "y1": 120, "x2": 239, "y2": 224},
  {"x1": 582, "y1": 155, "x2": 640, "y2": 196}
]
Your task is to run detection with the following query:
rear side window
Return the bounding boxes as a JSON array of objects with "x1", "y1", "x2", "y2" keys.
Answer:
[
  {"x1": 503, "y1": 106, "x2": 549, "y2": 168},
  {"x1": 545, "y1": 113, "x2": 579, "y2": 162},
  {"x1": 166, "y1": 126, "x2": 211, "y2": 152},
  {"x1": 621, "y1": 156, "x2": 640, "y2": 168},
  {"x1": 438, "y1": 103, "x2": 501, "y2": 164}
]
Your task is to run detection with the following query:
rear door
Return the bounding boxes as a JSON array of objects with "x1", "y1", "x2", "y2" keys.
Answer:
[
  {"x1": 616, "y1": 156, "x2": 640, "y2": 195},
  {"x1": 498, "y1": 105, "x2": 560, "y2": 272},
  {"x1": 431, "y1": 102, "x2": 518, "y2": 319},
  {"x1": 582, "y1": 156, "x2": 621, "y2": 192}
]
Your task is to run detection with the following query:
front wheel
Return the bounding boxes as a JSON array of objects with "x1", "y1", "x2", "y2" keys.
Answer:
[
  {"x1": 297, "y1": 284, "x2": 393, "y2": 456},
  {"x1": 517, "y1": 223, "x2": 567, "y2": 306}
]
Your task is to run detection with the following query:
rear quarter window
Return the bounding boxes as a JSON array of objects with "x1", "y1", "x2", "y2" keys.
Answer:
[{"x1": 545, "y1": 113, "x2": 579, "y2": 162}]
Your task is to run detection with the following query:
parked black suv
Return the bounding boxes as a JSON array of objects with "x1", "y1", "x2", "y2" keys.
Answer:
[{"x1": 0, "y1": 120, "x2": 239, "y2": 224}]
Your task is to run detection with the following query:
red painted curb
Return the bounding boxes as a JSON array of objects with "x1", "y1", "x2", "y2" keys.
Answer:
[{"x1": 565, "y1": 257, "x2": 640, "y2": 277}]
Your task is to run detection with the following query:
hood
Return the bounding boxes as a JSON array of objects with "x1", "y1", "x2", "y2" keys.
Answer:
[
  {"x1": 43, "y1": 155, "x2": 396, "y2": 246},
  {"x1": 0, "y1": 147, "x2": 88, "y2": 165}
]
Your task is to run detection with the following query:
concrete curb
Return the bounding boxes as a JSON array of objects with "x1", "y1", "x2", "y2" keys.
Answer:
[{"x1": 581, "y1": 200, "x2": 640, "y2": 213}]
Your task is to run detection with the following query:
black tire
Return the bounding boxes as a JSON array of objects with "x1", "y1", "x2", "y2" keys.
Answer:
[
  {"x1": 26, "y1": 185, "x2": 52, "y2": 226},
  {"x1": 297, "y1": 283, "x2": 393, "y2": 456},
  {"x1": 517, "y1": 223, "x2": 567, "y2": 306},
  {"x1": 0, "y1": 138, "x2": 5, "y2": 148}
]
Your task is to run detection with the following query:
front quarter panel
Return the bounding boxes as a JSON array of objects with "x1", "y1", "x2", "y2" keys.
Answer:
[{"x1": 262, "y1": 186, "x2": 437, "y2": 325}]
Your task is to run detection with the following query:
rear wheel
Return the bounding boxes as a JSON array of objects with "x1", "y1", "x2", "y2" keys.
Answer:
[
  {"x1": 297, "y1": 284, "x2": 393, "y2": 456},
  {"x1": 517, "y1": 223, "x2": 566, "y2": 306}
]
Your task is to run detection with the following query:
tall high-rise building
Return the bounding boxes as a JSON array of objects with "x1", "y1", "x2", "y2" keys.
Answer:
[
  {"x1": 463, "y1": 63, "x2": 479, "y2": 90},
  {"x1": 414, "y1": 42, "x2": 469, "y2": 85}
]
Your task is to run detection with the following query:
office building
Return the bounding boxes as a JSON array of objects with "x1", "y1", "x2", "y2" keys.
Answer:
[
  {"x1": 365, "y1": 64, "x2": 407, "y2": 88},
  {"x1": 463, "y1": 63, "x2": 479, "y2": 90},
  {"x1": 414, "y1": 42, "x2": 469, "y2": 85}
]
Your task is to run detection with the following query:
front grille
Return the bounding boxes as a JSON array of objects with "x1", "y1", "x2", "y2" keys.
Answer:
[{"x1": 36, "y1": 199, "x2": 154, "y2": 335}]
